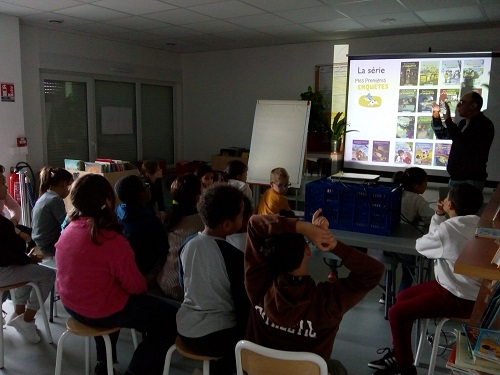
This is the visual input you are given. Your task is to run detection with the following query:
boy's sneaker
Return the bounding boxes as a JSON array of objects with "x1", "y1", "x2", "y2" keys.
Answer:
[
  {"x1": 368, "y1": 347, "x2": 396, "y2": 370},
  {"x1": 6, "y1": 312, "x2": 19, "y2": 326},
  {"x1": 379, "y1": 294, "x2": 386, "y2": 304},
  {"x1": 9, "y1": 314, "x2": 41, "y2": 344},
  {"x1": 372, "y1": 364, "x2": 417, "y2": 375}
]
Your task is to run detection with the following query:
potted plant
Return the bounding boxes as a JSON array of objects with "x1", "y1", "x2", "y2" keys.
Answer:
[
  {"x1": 330, "y1": 112, "x2": 357, "y2": 153},
  {"x1": 301, "y1": 86, "x2": 331, "y2": 152}
]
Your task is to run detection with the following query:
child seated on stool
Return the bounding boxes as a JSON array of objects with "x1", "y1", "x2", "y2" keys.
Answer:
[
  {"x1": 368, "y1": 183, "x2": 484, "y2": 375},
  {"x1": 177, "y1": 184, "x2": 250, "y2": 375},
  {"x1": 257, "y1": 167, "x2": 293, "y2": 216},
  {"x1": 114, "y1": 174, "x2": 168, "y2": 287},
  {"x1": 245, "y1": 209, "x2": 384, "y2": 375}
]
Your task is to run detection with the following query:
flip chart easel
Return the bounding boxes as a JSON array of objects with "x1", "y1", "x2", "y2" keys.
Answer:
[{"x1": 247, "y1": 100, "x2": 310, "y2": 188}]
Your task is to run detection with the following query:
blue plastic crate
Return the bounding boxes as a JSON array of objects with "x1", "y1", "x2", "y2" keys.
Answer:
[{"x1": 304, "y1": 178, "x2": 402, "y2": 236}]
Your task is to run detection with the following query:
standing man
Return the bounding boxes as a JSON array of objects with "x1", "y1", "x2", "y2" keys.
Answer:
[{"x1": 432, "y1": 92, "x2": 494, "y2": 191}]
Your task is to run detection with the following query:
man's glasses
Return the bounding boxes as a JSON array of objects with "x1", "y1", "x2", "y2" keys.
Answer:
[{"x1": 458, "y1": 99, "x2": 473, "y2": 105}]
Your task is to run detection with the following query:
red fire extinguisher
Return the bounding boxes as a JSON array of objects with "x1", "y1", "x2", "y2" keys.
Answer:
[{"x1": 8, "y1": 167, "x2": 21, "y2": 206}]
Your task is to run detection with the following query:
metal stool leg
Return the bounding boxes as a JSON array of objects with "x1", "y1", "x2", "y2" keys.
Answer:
[
  {"x1": 428, "y1": 318, "x2": 449, "y2": 375},
  {"x1": 414, "y1": 318, "x2": 430, "y2": 366},
  {"x1": 162, "y1": 344, "x2": 177, "y2": 375},
  {"x1": 55, "y1": 329, "x2": 71, "y2": 375},
  {"x1": 27, "y1": 282, "x2": 53, "y2": 343}
]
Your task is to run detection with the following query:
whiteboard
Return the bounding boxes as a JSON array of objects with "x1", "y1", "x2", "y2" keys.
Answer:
[{"x1": 247, "y1": 100, "x2": 310, "y2": 188}]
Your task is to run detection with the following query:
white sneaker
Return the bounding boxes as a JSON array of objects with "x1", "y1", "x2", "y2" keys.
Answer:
[
  {"x1": 9, "y1": 314, "x2": 41, "y2": 344},
  {"x1": 6, "y1": 312, "x2": 19, "y2": 326}
]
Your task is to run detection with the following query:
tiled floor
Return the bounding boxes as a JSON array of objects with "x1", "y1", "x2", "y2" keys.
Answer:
[{"x1": 0, "y1": 255, "x2": 454, "y2": 375}]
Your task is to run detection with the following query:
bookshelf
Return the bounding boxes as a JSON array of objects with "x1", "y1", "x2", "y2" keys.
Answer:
[
  {"x1": 450, "y1": 183, "x2": 500, "y2": 372},
  {"x1": 455, "y1": 182, "x2": 500, "y2": 326}
]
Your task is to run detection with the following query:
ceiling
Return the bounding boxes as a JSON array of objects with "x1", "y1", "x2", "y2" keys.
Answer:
[{"x1": 1, "y1": 0, "x2": 499, "y2": 54}]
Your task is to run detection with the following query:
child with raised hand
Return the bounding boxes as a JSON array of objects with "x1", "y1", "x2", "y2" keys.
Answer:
[
  {"x1": 157, "y1": 173, "x2": 204, "y2": 300},
  {"x1": 222, "y1": 160, "x2": 252, "y2": 202},
  {"x1": 244, "y1": 209, "x2": 384, "y2": 375},
  {"x1": 115, "y1": 175, "x2": 168, "y2": 286},
  {"x1": 55, "y1": 174, "x2": 177, "y2": 375},
  {"x1": 369, "y1": 183, "x2": 484, "y2": 375},
  {"x1": 141, "y1": 160, "x2": 166, "y2": 221},
  {"x1": 392, "y1": 167, "x2": 435, "y2": 293},
  {"x1": 31, "y1": 167, "x2": 73, "y2": 256},
  {"x1": 177, "y1": 184, "x2": 250, "y2": 375},
  {"x1": 194, "y1": 163, "x2": 216, "y2": 192},
  {"x1": 257, "y1": 167, "x2": 292, "y2": 215}
]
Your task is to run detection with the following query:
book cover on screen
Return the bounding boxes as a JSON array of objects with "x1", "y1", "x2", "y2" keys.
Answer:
[
  {"x1": 396, "y1": 116, "x2": 415, "y2": 139},
  {"x1": 372, "y1": 141, "x2": 390, "y2": 162},
  {"x1": 400, "y1": 61, "x2": 419, "y2": 86},
  {"x1": 416, "y1": 116, "x2": 434, "y2": 140},
  {"x1": 441, "y1": 60, "x2": 461, "y2": 85},
  {"x1": 463, "y1": 59, "x2": 485, "y2": 86},
  {"x1": 414, "y1": 142, "x2": 433, "y2": 165},
  {"x1": 398, "y1": 89, "x2": 417, "y2": 112},
  {"x1": 440, "y1": 88, "x2": 460, "y2": 114},
  {"x1": 418, "y1": 89, "x2": 438, "y2": 112},
  {"x1": 419, "y1": 61, "x2": 440, "y2": 86},
  {"x1": 473, "y1": 328, "x2": 500, "y2": 365},
  {"x1": 394, "y1": 141, "x2": 413, "y2": 164},
  {"x1": 434, "y1": 143, "x2": 451, "y2": 167},
  {"x1": 456, "y1": 331, "x2": 500, "y2": 374},
  {"x1": 351, "y1": 140, "x2": 369, "y2": 161}
]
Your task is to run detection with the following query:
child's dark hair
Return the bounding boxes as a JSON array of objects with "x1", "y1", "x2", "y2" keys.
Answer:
[
  {"x1": 194, "y1": 163, "x2": 214, "y2": 179},
  {"x1": 198, "y1": 184, "x2": 243, "y2": 229},
  {"x1": 242, "y1": 195, "x2": 253, "y2": 221},
  {"x1": 69, "y1": 174, "x2": 122, "y2": 244},
  {"x1": 165, "y1": 174, "x2": 201, "y2": 232},
  {"x1": 222, "y1": 160, "x2": 247, "y2": 181},
  {"x1": 141, "y1": 160, "x2": 159, "y2": 176},
  {"x1": 262, "y1": 233, "x2": 306, "y2": 275},
  {"x1": 39, "y1": 166, "x2": 73, "y2": 195},
  {"x1": 393, "y1": 167, "x2": 428, "y2": 192},
  {"x1": 448, "y1": 183, "x2": 483, "y2": 216},
  {"x1": 114, "y1": 175, "x2": 147, "y2": 204}
]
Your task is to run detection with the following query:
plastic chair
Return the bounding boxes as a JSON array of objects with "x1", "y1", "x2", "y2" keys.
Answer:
[
  {"x1": 235, "y1": 340, "x2": 328, "y2": 375},
  {"x1": 163, "y1": 336, "x2": 222, "y2": 375},
  {"x1": 55, "y1": 317, "x2": 138, "y2": 375},
  {"x1": 414, "y1": 317, "x2": 469, "y2": 375},
  {"x1": 0, "y1": 281, "x2": 53, "y2": 368}
]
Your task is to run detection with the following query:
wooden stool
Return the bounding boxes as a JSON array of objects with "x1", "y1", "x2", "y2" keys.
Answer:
[
  {"x1": 55, "y1": 317, "x2": 138, "y2": 375},
  {"x1": 163, "y1": 336, "x2": 222, "y2": 375},
  {"x1": 414, "y1": 317, "x2": 469, "y2": 375},
  {"x1": 0, "y1": 281, "x2": 53, "y2": 369}
]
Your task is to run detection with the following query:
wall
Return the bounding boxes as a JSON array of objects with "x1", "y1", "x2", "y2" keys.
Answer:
[
  {"x1": 181, "y1": 28, "x2": 500, "y2": 168},
  {"x1": 0, "y1": 14, "x2": 26, "y2": 172},
  {"x1": 19, "y1": 25, "x2": 183, "y2": 172}
]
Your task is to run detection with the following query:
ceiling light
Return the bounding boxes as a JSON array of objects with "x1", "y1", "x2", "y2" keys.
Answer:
[
  {"x1": 380, "y1": 18, "x2": 396, "y2": 24},
  {"x1": 48, "y1": 19, "x2": 64, "y2": 24}
]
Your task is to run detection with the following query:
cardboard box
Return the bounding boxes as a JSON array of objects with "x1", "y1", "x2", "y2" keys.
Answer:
[{"x1": 211, "y1": 155, "x2": 248, "y2": 172}]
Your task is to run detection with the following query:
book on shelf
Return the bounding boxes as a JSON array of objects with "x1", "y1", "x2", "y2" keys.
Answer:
[
  {"x1": 490, "y1": 240, "x2": 500, "y2": 268},
  {"x1": 64, "y1": 159, "x2": 84, "y2": 172},
  {"x1": 84, "y1": 162, "x2": 106, "y2": 173},
  {"x1": 452, "y1": 331, "x2": 500, "y2": 375},
  {"x1": 476, "y1": 227, "x2": 500, "y2": 240},
  {"x1": 473, "y1": 328, "x2": 500, "y2": 365}
]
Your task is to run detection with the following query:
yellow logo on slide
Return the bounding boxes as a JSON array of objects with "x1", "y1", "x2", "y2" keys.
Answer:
[{"x1": 359, "y1": 93, "x2": 382, "y2": 107}]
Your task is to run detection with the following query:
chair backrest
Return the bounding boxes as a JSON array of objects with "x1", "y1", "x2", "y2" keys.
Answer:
[{"x1": 235, "y1": 340, "x2": 328, "y2": 375}]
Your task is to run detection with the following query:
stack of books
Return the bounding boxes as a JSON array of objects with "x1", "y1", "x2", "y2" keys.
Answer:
[
  {"x1": 65, "y1": 159, "x2": 135, "y2": 173},
  {"x1": 447, "y1": 284, "x2": 500, "y2": 374}
]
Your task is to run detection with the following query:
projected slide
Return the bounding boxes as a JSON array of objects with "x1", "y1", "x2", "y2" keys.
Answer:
[{"x1": 344, "y1": 53, "x2": 492, "y2": 177}]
